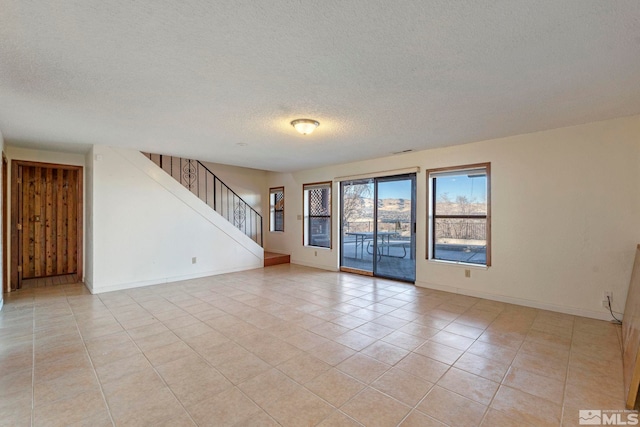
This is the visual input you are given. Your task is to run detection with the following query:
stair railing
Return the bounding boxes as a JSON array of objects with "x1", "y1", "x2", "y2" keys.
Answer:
[{"x1": 142, "y1": 153, "x2": 263, "y2": 247}]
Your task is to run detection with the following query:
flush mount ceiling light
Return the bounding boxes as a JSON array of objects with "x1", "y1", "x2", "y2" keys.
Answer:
[{"x1": 291, "y1": 119, "x2": 319, "y2": 135}]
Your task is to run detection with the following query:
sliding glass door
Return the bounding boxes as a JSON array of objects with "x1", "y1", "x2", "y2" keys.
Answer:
[
  {"x1": 374, "y1": 175, "x2": 416, "y2": 281},
  {"x1": 340, "y1": 174, "x2": 416, "y2": 282},
  {"x1": 341, "y1": 179, "x2": 375, "y2": 273}
]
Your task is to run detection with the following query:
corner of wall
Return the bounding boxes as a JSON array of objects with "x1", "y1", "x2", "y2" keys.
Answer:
[
  {"x1": 83, "y1": 146, "x2": 95, "y2": 290},
  {"x1": 0, "y1": 128, "x2": 4, "y2": 310}
]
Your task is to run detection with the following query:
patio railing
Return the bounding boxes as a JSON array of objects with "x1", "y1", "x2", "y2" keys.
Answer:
[{"x1": 435, "y1": 218, "x2": 486, "y2": 240}]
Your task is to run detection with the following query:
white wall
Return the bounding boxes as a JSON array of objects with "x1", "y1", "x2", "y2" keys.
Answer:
[
  {"x1": 84, "y1": 147, "x2": 94, "y2": 290},
  {"x1": 87, "y1": 146, "x2": 263, "y2": 294},
  {"x1": 4, "y1": 146, "x2": 87, "y2": 286},
  {"x1": 266, "y1": 115, "x2": 640, "y2": 320}
]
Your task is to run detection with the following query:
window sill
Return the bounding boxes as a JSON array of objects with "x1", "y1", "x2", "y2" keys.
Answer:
[{"x1": 427, "y1": 259, "x2": 489, "y2": 270}]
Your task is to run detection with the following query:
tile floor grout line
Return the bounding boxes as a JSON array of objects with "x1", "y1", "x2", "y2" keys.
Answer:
[
  {"x1": 69, "y1": 289, "x2": 117, "y2": 427},
  {"x1": 405, "y1": 295, "x2": 521, "y2": 426},
  {"x1": 325, "y1": 319, "x2": 446, "y2": 425},
  {"x1": 498, "y1": 309, "x2": 578, "y2": 424},
  {"x1": 183, "y1": 288, "x2": 304, "y2": 427},
  {"x1": 476, "y1": 302, "x2": 531, "y2": 427},
  {"x1": 103, "y1": 296, "x2": 201, "y2": 427},
  {"x1": 173, "y1": 287, "x2": 403, "y2": 425},
  {"x1": 210, "y1": 322, "x2": 343, "y2": 424},
  {"x1": 406, "y1": 337, "x2": 474, "y2": 423},
  {"x1": 129, "y1": 285, "x2": 296, "y2": 426},
  {"x1": 162, "y1": 326, "x2": 283, "y2": 425},
  {"x1": 477, "y1": 298, "x2": 514, "y2": 421},
  {"x1": 2, "y1": 267, "x2": 630, "y2": 426},
  {"x1": 560, "y1": 312, "x2": 577, "y2": 425},
  {"x1": 30, "y1": 293, "x2": 35, "y2": 427}
]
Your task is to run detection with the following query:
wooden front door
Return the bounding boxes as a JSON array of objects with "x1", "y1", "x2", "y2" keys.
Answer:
[{"x1": 11, "y1": 161, "x2": 83, "y2": 289}]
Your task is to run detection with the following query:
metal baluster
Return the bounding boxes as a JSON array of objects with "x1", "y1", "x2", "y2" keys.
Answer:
[{"x1": 205, "y1": 168, "x2": 208, "y2": 207}]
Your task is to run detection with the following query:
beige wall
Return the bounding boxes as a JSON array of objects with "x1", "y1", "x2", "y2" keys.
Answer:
[
  {"x1": 265, "y1": 115, "x2": 640, "y2": 319},
  {"x1": 200, "y1": 161, "x2": 268, "y2": 218},
  {"x1": 2, "y1": 115, "x2": 638, "y2": 318}
]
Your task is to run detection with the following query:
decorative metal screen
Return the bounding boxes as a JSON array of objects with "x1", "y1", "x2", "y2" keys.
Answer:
[
  {"x1": 304, "y1": 184, "x2": 331, "y2": 248},
  {"x1": 182, "y1": 159, "x2": 197, "y2": 190},
  {"x1": 309, "y1": 188, "x2": 329, "y2": 216},
  {"x1": 274, "y1": 191, "x2": 284, "y2": 209},
  {"x1": 234, "y1": 201, "x2": 246, "y2": 229},
  {"x1": 270, "y1": 188, "x2": 284, "y2": 232}
]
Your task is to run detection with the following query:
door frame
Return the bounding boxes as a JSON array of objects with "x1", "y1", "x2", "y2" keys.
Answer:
[
  {"x1": 10, "y1": 160, "x2": 83, "y2": 290},
  {"x1": 2, "y1": 153, "x2": 7, "y2": 293}
]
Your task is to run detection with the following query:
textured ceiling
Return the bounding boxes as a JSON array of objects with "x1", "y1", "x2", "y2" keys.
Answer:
[{"x1": 1, "y1": 1, "x2": 639, "y2": 172}]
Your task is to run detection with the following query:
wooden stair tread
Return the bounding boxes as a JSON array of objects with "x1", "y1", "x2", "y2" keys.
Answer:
[{"x1": 264, "y1": 252, "x2": 290, "y2": 267}]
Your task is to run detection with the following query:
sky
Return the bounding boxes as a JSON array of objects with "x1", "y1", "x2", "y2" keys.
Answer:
[
  {"x1": 377, "y1": 180, "x2": 412, "y2": 200},
  {"x1": 435, "y1": 175, "x2": 487, "y2": 203}
]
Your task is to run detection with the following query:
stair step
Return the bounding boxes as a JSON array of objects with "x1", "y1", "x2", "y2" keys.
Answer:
[{"x1": 264, "y1": 252, "x2": 290, "y2": 267}]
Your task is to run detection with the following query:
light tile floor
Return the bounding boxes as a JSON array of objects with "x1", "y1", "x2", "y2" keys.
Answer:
[{"x1": 0, "y1": 264, "x2": 631, "y2": 426}]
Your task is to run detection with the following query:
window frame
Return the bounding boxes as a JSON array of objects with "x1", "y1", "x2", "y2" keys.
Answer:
[
  {"x1": 427, "y1": 162, "x2": 491, "y2": 266},
  {"x1": 303, "y1": 181, "x2": 332, "y2": 249},
  {"x1": 269, "y1": 187, "x2": 285, "y2": 232}
]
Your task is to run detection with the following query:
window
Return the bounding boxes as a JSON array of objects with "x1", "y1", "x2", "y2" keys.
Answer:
[
  {"x1": 428, "y1": 163, "x2": 491, "y2": 266},
  {"x1": 269, "y1": 187, "x2": 284, "y2": 232},
  {"x1": 303, "y1": 182, "x2": 331, "y2": 248}
]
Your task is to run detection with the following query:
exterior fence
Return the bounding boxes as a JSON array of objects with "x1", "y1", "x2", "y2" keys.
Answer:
[{"x1": 435, "y1": 218, "x2": 486, "y2": 240}]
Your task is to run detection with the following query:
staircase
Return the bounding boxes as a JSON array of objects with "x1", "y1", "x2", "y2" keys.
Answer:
[{"x1": 143, "y1": 153, "x2": 263, "y2": 247}]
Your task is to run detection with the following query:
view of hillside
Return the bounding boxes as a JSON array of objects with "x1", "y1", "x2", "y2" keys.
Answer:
[
  {"x1": 342, "y1": 196, "x2": 412, "y2": 234},
  {"x1": 342, "y1": 192, "x2": 486, "y2": 243}
]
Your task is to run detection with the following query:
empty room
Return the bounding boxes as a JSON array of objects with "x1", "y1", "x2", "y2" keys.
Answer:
[{"x1": 1, "y1": 1, "x2": 640, "y2": 426}]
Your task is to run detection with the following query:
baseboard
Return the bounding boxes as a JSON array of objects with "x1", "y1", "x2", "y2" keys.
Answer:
[
  {"x1": 415, "y1": 280, "x2": 613, "y2": 321},
  {"x1": 84, "y1": 280, "x2": 94, "y2": 293},
  {"x1": 89, "y1": 263, "x2": 262, "y2": 294},
  {"x1": 290, "y1": 260, "x2": 339, "y2": 272}
]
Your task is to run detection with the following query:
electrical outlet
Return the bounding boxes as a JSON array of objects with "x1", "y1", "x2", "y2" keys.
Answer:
[
  {"x1": 602, "y1": 300, "x2": 609, "y2": 308},
  {"x1": 314, "y1": 251, "x2": 317, "y2": 256},
  {"x1": 465, "y1": 269, "x2": 471, "y2": 278},
  {"x1": 192, "y1": 257, "x2": 197, "y2": 264}
]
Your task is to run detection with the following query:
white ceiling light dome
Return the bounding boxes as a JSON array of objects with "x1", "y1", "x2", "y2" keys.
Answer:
[{"x1": 291, "y1": 119, "x2": 320, "y2": 135}]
